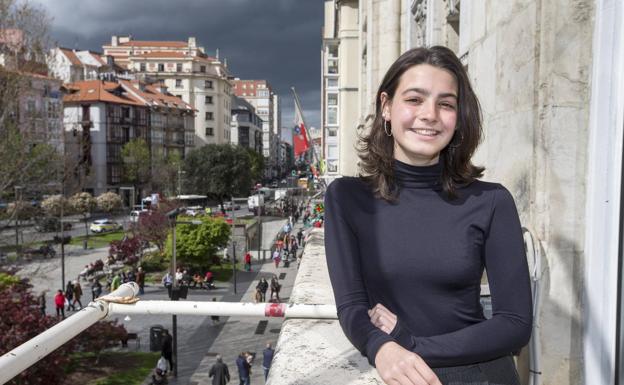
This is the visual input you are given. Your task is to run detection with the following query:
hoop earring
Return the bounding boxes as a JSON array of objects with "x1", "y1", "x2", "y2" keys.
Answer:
[
  {"x1": 448, "y1": 130, "x2": 464, "y2": 149},
  {"x1": 384, "y1": 120, "x2": 392, "y2": 137}
]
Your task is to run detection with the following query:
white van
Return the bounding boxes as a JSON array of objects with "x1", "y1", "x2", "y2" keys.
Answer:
[{"x1": 129, "y1": 209, "x2": 148, "y2": 223}]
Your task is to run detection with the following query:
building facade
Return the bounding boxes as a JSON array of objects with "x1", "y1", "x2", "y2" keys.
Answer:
[
  {"x1": 47, "y1": 48, "x2": 122, "y2": 84},
  {"x1": 230, "y1": 95, "x2": 263, "y2": 154},
  {"x1": 322, "y1": 0, "x2": 624, "y2": 384},
  {"x1": 62, "y1": 79, "x2": 193, "y2": 203},
  {"x1": 102, "y1": 36, "x2": 232, "y2": 147},
  {"x1": 232, "y1": 79, "x2": 280, "y2": 179}
]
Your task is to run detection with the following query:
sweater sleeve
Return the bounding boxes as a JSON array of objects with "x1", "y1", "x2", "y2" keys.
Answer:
[
  {"x1": 391, "y1": 186, "x2": 533, "y2": 367},
  {"x1": 324, "y1": 180, "x2": 395, "y2": 366}
]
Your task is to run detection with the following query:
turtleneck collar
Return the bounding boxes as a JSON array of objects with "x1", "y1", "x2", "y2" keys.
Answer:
[{"x1": 394, "y1": 158, "x2": 443, "y2": 189}]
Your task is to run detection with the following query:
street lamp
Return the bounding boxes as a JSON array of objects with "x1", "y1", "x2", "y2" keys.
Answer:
[{"x1": 165, "y1": 207, "x2": 201, "y2": 378}]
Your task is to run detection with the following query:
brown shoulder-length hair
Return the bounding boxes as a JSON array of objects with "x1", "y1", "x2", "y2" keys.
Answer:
[{"x1": 358, "y1": 46, "x2": 484, "y2": 201}]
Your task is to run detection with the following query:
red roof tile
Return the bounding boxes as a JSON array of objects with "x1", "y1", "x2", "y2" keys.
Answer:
[
  {"x1": 63, "y1": 80, "x2": 144, "y2": 106},
  {"x1": 59, "y1": 48, "x2": 83, "y2": 66}
]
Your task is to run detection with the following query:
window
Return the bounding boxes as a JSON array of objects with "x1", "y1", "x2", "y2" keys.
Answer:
[
  {"x1": 205, "y1": 96, "x2": 213, "y2": 104},
  {"x1": 175, "y1": 79, "x2": 182, "y2": 88},
  {"x1": 328, "y1": 45, "x2": 338, "y2": 58},
  {"x1": 327, "y1": 93, "x2": 338, "y2": 106},
  {"x1": 158, "y1": 63, "x2": 164, "y2": 71},
  {"x1": 327, "y1": 106, "x2": 337, "y2": 125},
  {"x1": 328, "y1": 128, "x2": 337, "y2": 137},
  {"x1": 205, "y1": 112, "x2": 213, "y2": 121},
  {"x1": 204, "y1": 80, "x2": 213, "y2": 89},
  {"x1": 200, "y1": 65, "x2": 206, "y2": 73},
  {"x1": 257, "y1": 89, "x2": 269, "y2": 97},
  {"x1": 242, "y1": 84, "x2": 247, "y2": 89},
  {"x1": 205, "y1": 127, "x2": 213, "y2": 136},
  {"x1": 328, "y1": 144, "x2": 338, "y2": 159},
  {"x1": 327, "y1": 160, "x2": 338, "y2": 173},
  {"x1": 327, "y1": 58, "x2": 338, "y2": 74},
  {"x1": 140, "y1": 63, "x2": 146, "y2": 72},
  {"x1": 327, "y1": 78, "x2": 338, "y2": 88},
  {"x1": 176, "y1": 63, "x2": 182, "y2": 72}
]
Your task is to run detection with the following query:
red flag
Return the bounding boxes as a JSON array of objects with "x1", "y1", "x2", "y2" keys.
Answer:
[{"x1": 293, "y1": 102, "x2": 309, "y2": 156}]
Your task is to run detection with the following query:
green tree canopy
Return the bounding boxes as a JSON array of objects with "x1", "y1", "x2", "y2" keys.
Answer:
[
  {"x1": 121, "y1": 138, "x2": 151, "y2": 186},
  {"x1": 183, "y1": 144, "x2": 252, "y2": 203},
  {"x1": 164, "y1": 216, "x2": 230, "y2": 267},
  {"x1": 246, "y1": 149, "x2": 265, "y2": 183},
  {"x1": 151, "y1": 148, "x2": 182, "y2": 196}
]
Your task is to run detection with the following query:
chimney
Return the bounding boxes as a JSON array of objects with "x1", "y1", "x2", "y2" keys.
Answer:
[
  {"x1": 188, "y1": 37, "x2": 196, "y2": 48},
  {"x1": 119, "y1": 35, "x2": 131, "y2": 44},
  {"x1": 111, "y1": 35, "x2": 118, "y2": 46}
]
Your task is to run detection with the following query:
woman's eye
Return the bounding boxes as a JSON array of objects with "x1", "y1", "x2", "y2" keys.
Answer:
[
  {"x1": 440, "y1": 102, "x2": 456, "y2": 110},
  {"x1": 406, "y1": 98, "x2": 422, "y2": 104}
]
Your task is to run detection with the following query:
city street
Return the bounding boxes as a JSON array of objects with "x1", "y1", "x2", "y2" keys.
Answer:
[{"x1": 15, "y1": 214, "x2": 301, "y2": 385}]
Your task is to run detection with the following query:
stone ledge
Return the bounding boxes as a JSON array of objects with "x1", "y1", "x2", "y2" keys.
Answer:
[{"x1": 269, "y1": 229, "x2": 382, "y2": 385}]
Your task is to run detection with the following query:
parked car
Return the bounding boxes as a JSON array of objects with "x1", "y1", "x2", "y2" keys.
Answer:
[
  {"x1": 222, "y1": 202, "x2": 241, "y2": 210},
  {"x1": 34, "y1": 217, "x2": 72, "y2": 232},
  {"x1": 89, "y1": 219, "x2": 122, "y2": 233},
  {"x1": 129, "y1": 210, "x2": 148, "y2": 223}
]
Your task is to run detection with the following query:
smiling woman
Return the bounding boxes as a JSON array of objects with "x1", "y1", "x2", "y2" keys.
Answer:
[{"x1": 325, "y1": 46, "x2": 532, "y2": 385}]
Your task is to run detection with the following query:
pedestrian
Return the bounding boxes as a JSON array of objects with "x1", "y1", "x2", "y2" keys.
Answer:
[
  {"x1": 110, "y1": 273, "x2": 122, "y2": 292},
  {"x1": 235, "y1": 351, "x2": 251, "y2": 385},
  {"x1": 127, "y1": 269, "x2": 136, "y2": 283},
  {"x1": 324, "y1": 46, "x2": 532, "y2": 385},
  {"x1": 272, "y1": 249, "x2": 281, "y2": 269},
  {"x1": 161, "y1": 329, "x2": 173, "y2": 373},
  {"x1": 65, "y1": 280, "x2": 74, "y2": 311},
  {"x1": 37, "y1": 290, "x2": 46, "y2": 317},
  {"x1": 72, "y1": 281, "x2": 83, "y2": 310},
  {"x1": 205, "y1": 270, "x2": 215, "y2": 290},
  {"x1": 256, "y1": 278, "x2": 268, "y2": 302},
  {"x1": 54, "y1": 289, "x2": 65, "y2": 319},
  {"x1": 269, "y1": 277, "x2": 280, "y2": 302},
  {"x1": 296, "y1": 229, "x2": 303, "y2": 246},
  {"x1": 208, "y1": 354, "x2": 230, "y2": 385},
  {"x1": 136, "y1": 266, "x2": 145, "y2": 295},
  {"x1": 254, "y1": 287, "x2": 262, "y2": 303},
  {"x1": 91, "y1": 279, "x2": 102, "y2": 301},
  {"x1": 244, "y1": 252, "x2": 252, "y2": 272},
  {"x1": 262, "y1": 342, "x2": 274, "y2": 382},
  {"x1": 211, "y1": 297, "x2": 220, "y2": 324},
  {"x1": 162, "y1": 271, "x2": 173, "y2": 297}
]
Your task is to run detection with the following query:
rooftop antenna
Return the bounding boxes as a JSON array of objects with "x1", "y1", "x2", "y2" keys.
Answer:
[{"x1": 216, "y1": 48, "x2": 219, "y2": 60}]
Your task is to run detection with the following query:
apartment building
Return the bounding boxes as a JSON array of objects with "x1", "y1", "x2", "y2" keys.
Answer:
[
  {"x1": 230, "y1": 95, "x2": 262, "y2": 154},
  {"x1": 62, "y1": 79, "x2": 194, "y2": 203},
  {"x1": 102, "y1": 36, "x2": 232, "y2": 147},
  {"x1": 321, "y1": 0, "x2": 358, "y2": 177},
  {"x1": 232, "y1": 79, "x2": 280, "y2": 179},
  {"x1": 47, "y1": 48, "x2": 125, "y2": 83}
]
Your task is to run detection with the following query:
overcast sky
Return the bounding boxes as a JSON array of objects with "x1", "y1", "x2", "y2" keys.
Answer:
[{"x1": 33, "y1": 0, "x2": 324, "y2": 142}]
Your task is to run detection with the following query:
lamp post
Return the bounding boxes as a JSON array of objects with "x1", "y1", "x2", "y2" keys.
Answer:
[
  {"x1": 14, "y1": 186, "x2": 21, "y2": 255},
  {"x1": 166, "y1": 208, "x2": 201, "y2": 378}
]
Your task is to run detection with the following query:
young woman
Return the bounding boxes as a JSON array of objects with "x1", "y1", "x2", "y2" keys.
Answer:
[{"x1": 324, "y1": 46, "x2": 532, "y2": 385}]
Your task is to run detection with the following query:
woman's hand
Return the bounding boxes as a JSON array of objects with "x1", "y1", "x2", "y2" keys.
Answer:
[
  {"x1": 369, "y1": 303, "x2": 398, "y2": 334},
  {"x1": 375, "y1": 342, "x2": 442, "y2": 385}
]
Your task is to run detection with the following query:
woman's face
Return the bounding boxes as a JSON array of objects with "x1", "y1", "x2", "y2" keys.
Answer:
[{"x1": 381, "y1": 64, "x2": 458, "y2": 166}]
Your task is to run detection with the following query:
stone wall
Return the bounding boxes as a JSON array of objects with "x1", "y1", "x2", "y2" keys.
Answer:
[{"x1": 465, "y1": 1, "x2": 595, "y2": 383}]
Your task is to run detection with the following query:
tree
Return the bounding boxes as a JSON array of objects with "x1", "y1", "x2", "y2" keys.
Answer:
[
  {"x1": 69, "y1": 192, "x2": 96, "y2": 248},
  {"x1": 151, "y1": 149, "x2": 182, "y2": 196},
  {"x1": 0, "y1": 0, "x2": 55, "y2": 200},
  {"x1": 121, "y1": 138, "x2": 151, "y2": 190},
  {"x1": 164, "y1": 216, "x2": 230, "y2": 268},
  {"x1": 0, "y1": 270, "x2": 75, "y2": 385},
  {"x1": 246, "y1": 149, "x2": 265, "y2": 183},
  {"x1": 96, "y1": 191, "x2": 122, "y2": 213},
  {"x1": 183, "y1": 144, "x2": 252, "y2": 208},
  {"x1": 41, "y1": 194, "x2": 70, "y2": 217}
]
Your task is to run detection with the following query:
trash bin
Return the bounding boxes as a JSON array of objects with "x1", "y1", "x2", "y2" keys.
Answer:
[{"x1": 149, "y1": 325, "x2": 166, "y2": 352}]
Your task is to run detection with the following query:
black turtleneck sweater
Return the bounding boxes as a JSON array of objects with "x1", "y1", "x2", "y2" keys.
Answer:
[{"x1": 324, "y1": 160, "x2": 532, "y2": 368}]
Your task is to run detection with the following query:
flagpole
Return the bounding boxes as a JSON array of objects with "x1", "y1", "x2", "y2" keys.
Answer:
[{"x1": 290, "y1": 87, "x2": 320, "y2": 166}]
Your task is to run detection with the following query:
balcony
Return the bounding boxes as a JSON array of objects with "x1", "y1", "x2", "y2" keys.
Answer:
[{"x1": 268, "y1": 229, "x2": 381, "y2": 384}]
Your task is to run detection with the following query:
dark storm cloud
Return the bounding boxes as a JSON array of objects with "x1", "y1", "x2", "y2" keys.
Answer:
[{"x1": 35, "y1": 0, "x2": 323, "y2": 139}]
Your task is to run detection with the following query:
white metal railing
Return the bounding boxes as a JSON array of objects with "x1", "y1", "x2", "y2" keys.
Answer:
[{"x1": 0, "y1": 282, "x2": 337, "y2": 385}]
